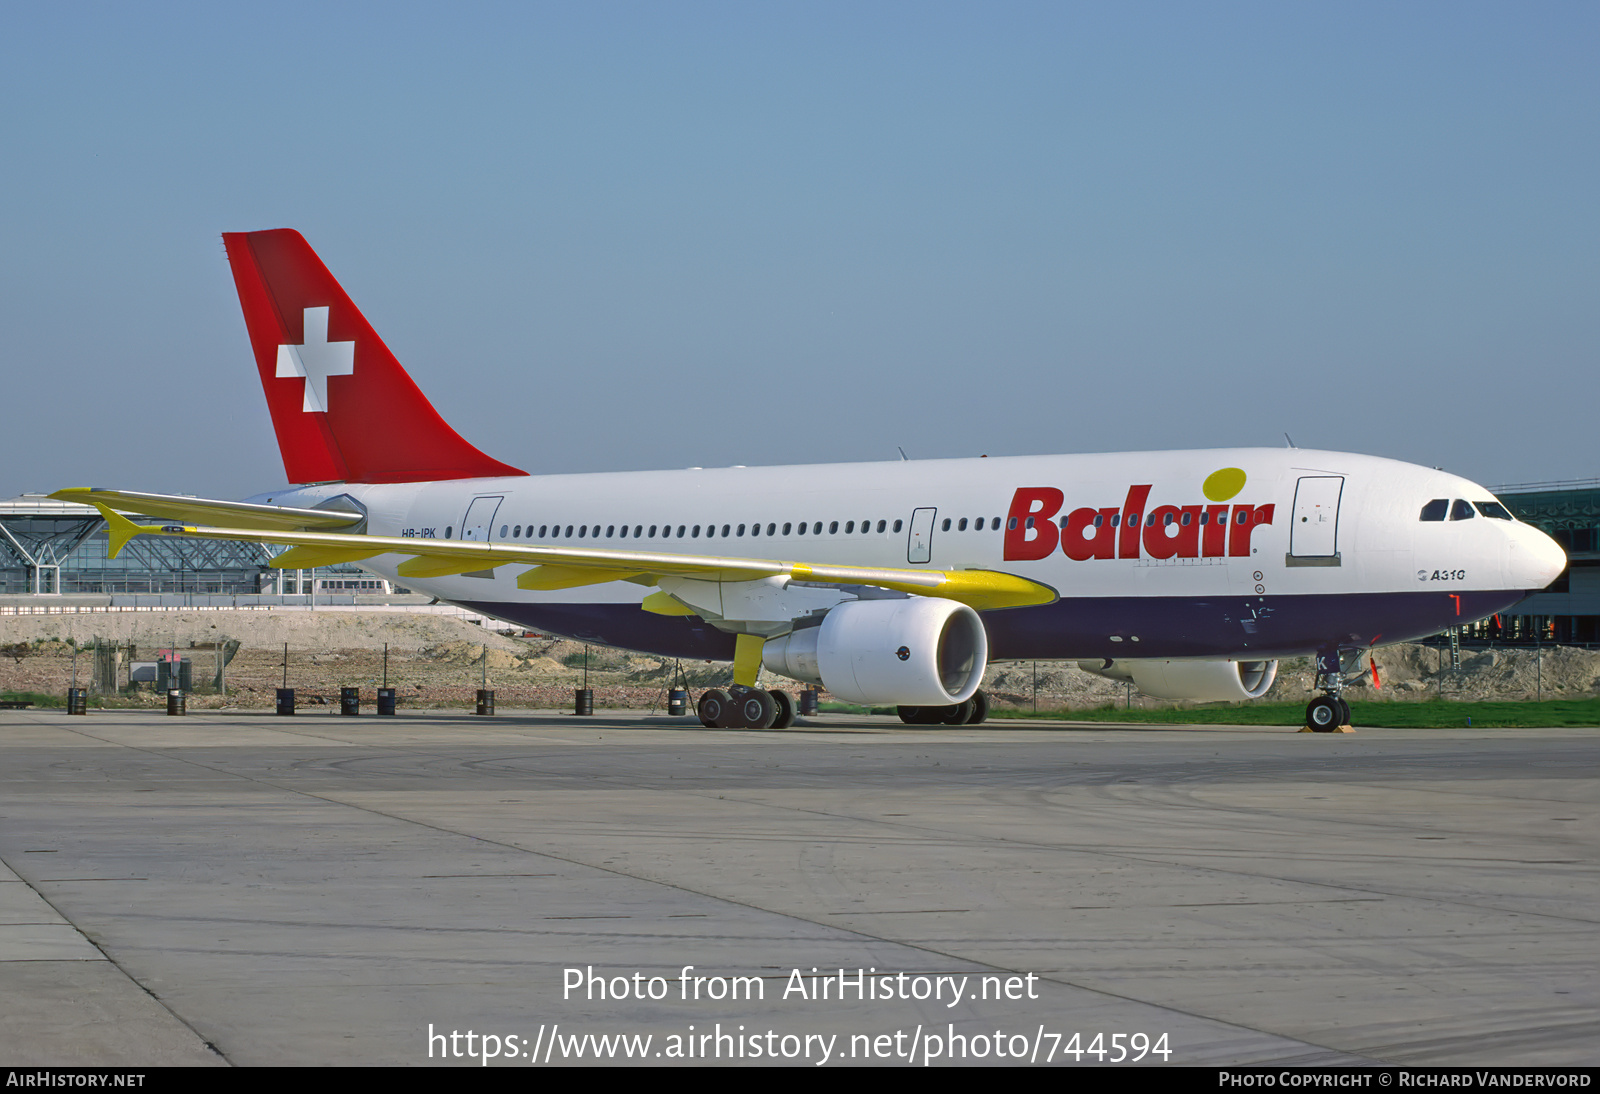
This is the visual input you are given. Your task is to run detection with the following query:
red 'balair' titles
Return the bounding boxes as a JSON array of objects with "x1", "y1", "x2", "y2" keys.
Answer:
[
  {"x1": 1003, "y1": 486, "x2": 1274, "y2": 562},
  {"x1": 1003, "y1": 487, "x2": 1062, "y2": 560}
]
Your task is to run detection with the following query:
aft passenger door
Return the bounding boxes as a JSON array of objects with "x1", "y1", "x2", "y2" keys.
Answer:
[
  {"x1": 1287, "y1": 476, "x2": 1343, "y2": 565},
  {"x1": 460, "y1": 495, "x2": 504, "y2": 542},
  {"x1": 907, "y1": 508, "x2": 937, "y2": 564}
]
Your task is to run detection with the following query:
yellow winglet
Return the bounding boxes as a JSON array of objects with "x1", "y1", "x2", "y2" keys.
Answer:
[{"x1": 91, "y1": 504, "x2": 156, "y2": 560}]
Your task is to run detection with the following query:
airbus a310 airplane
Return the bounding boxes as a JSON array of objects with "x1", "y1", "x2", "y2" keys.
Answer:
[{"x1": 57, "y1": 230, "x2": 1566, "y2": 730}]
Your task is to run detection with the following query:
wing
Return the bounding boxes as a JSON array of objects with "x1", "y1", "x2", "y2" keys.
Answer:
[{"x1": 58, "y1": 491, "x2": 1057, "y2": 613}]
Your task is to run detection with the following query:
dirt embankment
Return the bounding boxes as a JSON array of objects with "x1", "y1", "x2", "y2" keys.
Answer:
[{"x1": 2, "y1": 609, "x2": 1596, "y2": 710}]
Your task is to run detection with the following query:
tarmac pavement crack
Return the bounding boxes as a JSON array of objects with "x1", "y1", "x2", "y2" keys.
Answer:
[{"x1": 0, "y1": 849, "x2": 233, "y2": 1066}]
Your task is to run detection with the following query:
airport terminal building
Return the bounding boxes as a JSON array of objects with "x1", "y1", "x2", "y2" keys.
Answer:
[
  {"x1": 0, "y1": 494, "x2": 387, "y2": 599},
  {"x1": 1491, "y1": 480, "x2": 1600, "y2": 645}
]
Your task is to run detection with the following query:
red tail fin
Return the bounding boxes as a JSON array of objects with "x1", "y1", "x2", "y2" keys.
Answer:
[{"x1": 222, "y1": 229, "x2": 526, "y2": 484}]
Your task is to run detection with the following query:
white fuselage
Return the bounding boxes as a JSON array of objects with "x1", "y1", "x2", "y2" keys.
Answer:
[{"x1": 249, "y1": 447, "x2": 1564, "y2": 663}]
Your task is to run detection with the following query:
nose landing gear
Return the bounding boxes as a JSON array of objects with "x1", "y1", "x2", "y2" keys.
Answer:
[{"x1": 1303, "y1": 652, "x2": 1355, "y2": 733}]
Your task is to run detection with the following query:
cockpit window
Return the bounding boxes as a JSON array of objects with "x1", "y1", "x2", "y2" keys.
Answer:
[
  {"x1": 1450, "y1": 499, "x2": 1475, "y2": 521},
  {"x1": 1419, "y1": 499, "x2": 1448, "y2": 522},
  {"x1": 1474, "y1": 501, "x2": 1513, "y2": 520}
]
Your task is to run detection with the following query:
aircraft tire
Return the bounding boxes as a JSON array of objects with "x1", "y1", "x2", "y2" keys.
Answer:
[
  {"x1": 1306, "y1": 695, "x2": 1342, "y2": 732},
  {"x1": 769, "y1": 689, "x2": 795, "y2": 729},
  {"x1": 698, "y1": 689, "x2": 731, "y2": 728},
  {"x1": 942, "y1": 699, "x2": 974, "y2": 725},
  {"x1": 1336, "y1": 697, "x2": 1352, "y2": 726},
  {"x1": 737, "y1": 689, "x2": 777, "y2": 729},
  {"x1": 965, "y1": 690, "x2": 990, "y2": 725}
]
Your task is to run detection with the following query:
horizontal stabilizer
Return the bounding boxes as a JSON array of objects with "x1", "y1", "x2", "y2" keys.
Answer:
[{"x1": 51, "y1": 488, "x2": 362, "y2": 532}]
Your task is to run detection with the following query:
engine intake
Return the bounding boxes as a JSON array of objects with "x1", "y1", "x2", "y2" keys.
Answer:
[{"x1": 763, "y1": 598, "x2": 988, "y2": 706}]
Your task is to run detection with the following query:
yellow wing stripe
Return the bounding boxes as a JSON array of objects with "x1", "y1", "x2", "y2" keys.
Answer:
[
  {"x1": 641, "y1": 590, "x2": 699, "y2": 615},
  {"x1": 395, "y1": 556, "x2": 496, "y2": 579},
  {"x1": 516, "y1": 565, "x2": 644, "y2": 591}
]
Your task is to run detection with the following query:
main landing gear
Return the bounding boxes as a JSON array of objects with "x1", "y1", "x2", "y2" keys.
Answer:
[
  {"x1": 1303, "y1": 652, "x2": 1354, "y2": 733},
  {"x1": 698, "y1": 686, "x2": 795, "y2": 729},
  {"x1": 898, "y1": 689, "x2": 990, "y2": 726},
  {"x1": 695, "y1": 633, "x2": 801, "y2": 729}
]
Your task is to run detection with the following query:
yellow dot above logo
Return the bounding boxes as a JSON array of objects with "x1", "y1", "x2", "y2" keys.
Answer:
[{"x1": 1203, "y1": 467, "x2": 1247, "y2": 502}]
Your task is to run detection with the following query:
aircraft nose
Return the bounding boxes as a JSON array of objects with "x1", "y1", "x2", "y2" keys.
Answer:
[{"x1": 1509, "y1": 523, "x2": 1567, "y2": 591}]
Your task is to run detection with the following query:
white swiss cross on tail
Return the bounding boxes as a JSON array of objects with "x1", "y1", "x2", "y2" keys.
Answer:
[{"x1": 275, "y1": 306, "x2": 354, "y2": 414}]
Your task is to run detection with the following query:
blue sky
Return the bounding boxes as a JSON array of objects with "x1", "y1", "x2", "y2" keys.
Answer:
[{"x1": 2, "y1": 2, "x2": 1595, "y2": 497}]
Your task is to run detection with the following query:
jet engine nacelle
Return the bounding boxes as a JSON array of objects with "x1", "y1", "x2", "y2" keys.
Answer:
[
  {"x1": 1076, "y1": 658, "x2": 1278, "y2": 702},
  {"x1": 763, "y1": 598, "x2": 988, "y2": 706}
]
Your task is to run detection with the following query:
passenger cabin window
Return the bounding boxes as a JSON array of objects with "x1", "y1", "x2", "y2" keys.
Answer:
[{"x1": 1450, "y1": 499, "x2": 1475, "y2": 521}]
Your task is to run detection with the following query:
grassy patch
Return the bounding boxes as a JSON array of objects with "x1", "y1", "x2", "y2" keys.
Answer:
[
  {"x1": 0, "y1": 690, "x2": 67, "y2": 708},
  {"x1": 994, "y1": 698, "x2": 1600, "y2": 728}
]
